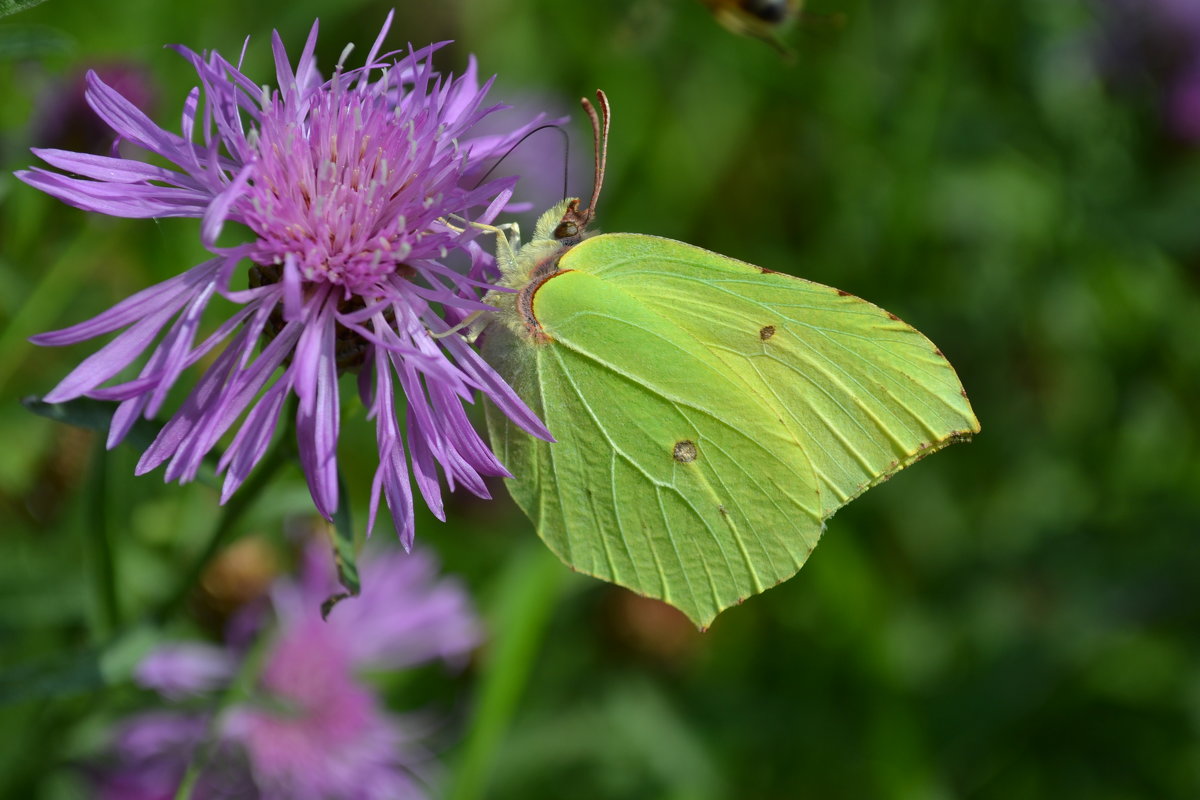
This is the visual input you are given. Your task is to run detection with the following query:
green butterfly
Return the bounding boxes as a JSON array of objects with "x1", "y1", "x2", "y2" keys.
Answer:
[{"x1": 479, "y1": 92, "x2": 979, "y2": 628}]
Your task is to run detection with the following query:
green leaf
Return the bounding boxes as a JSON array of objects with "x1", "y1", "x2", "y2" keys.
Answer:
[
  {"x1": 23, "y1": 396, "x2": 158, "y2": 452},
  {"x1": 320, "y1": 471, "x2": 360, "y2": 619},
  {"x1": 0, "y1": 0, "x2": 48, "y2": 19},
  {"x1": 22, "y1": 396, "x2": 219, "y2": 487}
]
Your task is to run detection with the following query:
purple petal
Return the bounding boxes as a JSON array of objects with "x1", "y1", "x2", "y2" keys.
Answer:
[
  {"x1": 42, "y1": 303, "x2": 184, "y2": 403},
  {"x1": 442, "y1": 332, "x2": 551, "y2": 440},
  {"x1": 294, "y1": 309, "x2": 340, "y2": 518},
  {"x1": 134, "y1": 643, "x2": 235, "y2": 699},
  {"x1": 30, "y1": 148, "x2": 200, "y2": 188},
  {"x1": 404, "y1": 398, "x2": 445, "y2": 522},
  {"x1": 367, "y1": 347, "x2": 414, "y2": 545},
  {"x1": 135, "y1": 325, "x2": 255, "y2": 477},
  {"x1": 200, "y1": 161, "x2": 253, "y2": 246},
  {"x1": 357, "y1": 10, "x2": 395, "y2": 80},
  {"x1": 158, "y1": 317, "x2": 298, "y2": 483},
  {"x1": 292, "y1": 20, "x2": 321, "y2": 97},
  {"x1": 220, "y1": 377, "x2": 291, "y2": 503},
  {"x1": 271, "y1": 29, "x2": 297, "y2": 106},
  {"x1": 15, "y1": 169, "x2": 210, "y2": 218},
  {"x1": 31, "y1": 259, "x2": 220, "y2": 346},
  {"x1": 84, "y1": 71, "x2": 192, "y2": 164}
]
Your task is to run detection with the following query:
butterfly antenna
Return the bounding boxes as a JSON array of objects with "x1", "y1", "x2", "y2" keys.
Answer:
[
  {"x1": 471, "y1": 124, "x2": 570, "y2": 190},
  {"x1": 580, "y1": 90, "x2": 610, "y2": 226},
  {"x1": 556, "y1": 90, "x2": 610, "y2": 237}
]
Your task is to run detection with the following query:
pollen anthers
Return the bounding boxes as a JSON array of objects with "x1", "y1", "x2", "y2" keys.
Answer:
[{"x1": 241, "y1": 83, "x2": 451, "y2": 295}]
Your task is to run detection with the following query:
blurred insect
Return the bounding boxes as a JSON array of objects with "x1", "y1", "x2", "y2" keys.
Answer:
[{"x1": 698, "y1": 0, "x2": 803, "y2": 55}]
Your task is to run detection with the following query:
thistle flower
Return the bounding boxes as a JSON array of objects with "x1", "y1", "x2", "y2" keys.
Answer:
[
  {"x1": 18, "y1": 13, "x2": 551, "y2": 545},
  {"x1": 97, "y1": 542, "x2": 482, "y2": 799}
]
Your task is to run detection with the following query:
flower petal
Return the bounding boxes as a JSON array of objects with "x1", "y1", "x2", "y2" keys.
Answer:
[
  {"x1": 15, "y1": 169, "x2": 210, "y2": 218},
  {"x1": 294, "y1": 308, "x2": 340, "y2": 518}
]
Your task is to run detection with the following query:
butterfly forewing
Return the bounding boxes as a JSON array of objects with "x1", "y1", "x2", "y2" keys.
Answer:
[{"x1": 567, "y1": 233, "x2": 980, "y2": 518}]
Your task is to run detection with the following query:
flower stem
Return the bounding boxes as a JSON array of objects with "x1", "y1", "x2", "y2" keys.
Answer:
[
  {"x1": 446, "y1": 543, "x2": 566, "y2": 800},
  {"x1": 87, "y1": 434, "x2": 121, "y2": 634},
  {"x1": 152, "y1": 425, "x2": 292, "y2": 626}
]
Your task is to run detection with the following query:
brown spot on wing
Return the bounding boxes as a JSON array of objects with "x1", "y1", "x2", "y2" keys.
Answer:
[
  {"x1": 673, "y1": 440, "x2": 698, "y2": 463},
  {"x1": 759, "y1": 325, "x2": 776, "y2": 341}
]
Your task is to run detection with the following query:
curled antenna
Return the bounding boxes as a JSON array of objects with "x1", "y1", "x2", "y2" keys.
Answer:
[
  {"x1": 580, "y1": 89, "x2": 610, "y2": 225},
  {"x1": 554, "y1": 90, "x2": 610, "y2": 240}
]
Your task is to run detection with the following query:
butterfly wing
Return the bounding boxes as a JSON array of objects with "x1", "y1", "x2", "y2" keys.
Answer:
[
  {"x1": 482, "y1": 233, "x2": 978, "y2": 627},
  {"x1": 579, "y1": 233, "x2": 980, "y2": 517}
]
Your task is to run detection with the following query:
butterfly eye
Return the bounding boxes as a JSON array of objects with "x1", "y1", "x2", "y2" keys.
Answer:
[{"x1": 554, "y1": 221, "x2": 579, "y2": 239}]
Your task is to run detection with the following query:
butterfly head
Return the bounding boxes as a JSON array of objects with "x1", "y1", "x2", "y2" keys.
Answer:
[
  {"x1": 486, "y1": 90, "x2": 612, "y2": 340},
  {"x1": 528, "y1": 90, "x2": 610, "y2": 250}
]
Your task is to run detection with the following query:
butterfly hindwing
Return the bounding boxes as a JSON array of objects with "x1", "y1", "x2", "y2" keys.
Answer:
[{"x1": 483, "y1": 265, "x2": 824, "y2": 627}]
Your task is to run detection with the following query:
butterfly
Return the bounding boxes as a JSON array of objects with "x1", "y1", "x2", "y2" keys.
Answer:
[{"x1": 478, "y1": 91, "x2": 979, "y2": 628}]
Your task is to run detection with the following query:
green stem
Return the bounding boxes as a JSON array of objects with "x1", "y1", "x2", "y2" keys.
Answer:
[
  {"x1": 152, "y1": 431, "x2": 291, "y2": 626},
  {"x1": 446, "y1": 544, "x2": 566, "y2": 800},
  {"x1": 87, "y1": 435, "x2": 120, "y2": 634}
]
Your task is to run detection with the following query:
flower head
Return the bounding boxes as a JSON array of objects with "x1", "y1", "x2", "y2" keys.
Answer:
[
  {"x1": 100, "y1": 541, "x2": 482, "y2": 800},
  {"x1": 19, "y1": 13, "x2": 551, "y2": 544}
]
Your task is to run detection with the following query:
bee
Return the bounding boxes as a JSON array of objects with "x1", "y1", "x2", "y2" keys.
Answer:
[{"x1": 699, "y1": 0, "x2": 803, "y2": 55}]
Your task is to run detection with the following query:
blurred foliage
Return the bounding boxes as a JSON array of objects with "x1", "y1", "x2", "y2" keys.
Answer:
[{"x1": 1, "y1": 0, "x2": 1199, "y2": 798}]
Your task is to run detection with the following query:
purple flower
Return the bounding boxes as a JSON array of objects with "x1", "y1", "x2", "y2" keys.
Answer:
[
  {"x1": 1094, "y1": 0, "x2": 1200, "y2": 142},
  {"x1": 97, "y1": 542, "x2": 482, "y2": 800},
  {"x1": 92, "y1": 712, "x2": 254, "y2": 800},
  {"x1": 134, "y1": 642, "x2": 235, "y2": 699},
  {"x1": 18, "y1": 13, "x2": 551, "y2": 545},
  {"x1": 1168, "y1": 59, "x2": 1200, "y2": 140}
]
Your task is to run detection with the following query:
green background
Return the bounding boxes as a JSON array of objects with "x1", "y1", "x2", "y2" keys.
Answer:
[{"x1": 1, "y1": 0, "x2": 1199, "y2": 797}]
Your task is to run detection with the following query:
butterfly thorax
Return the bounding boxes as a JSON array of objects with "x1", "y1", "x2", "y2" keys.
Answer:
[{"x1": 489, "y1": 198, "x2": 596, "y2": 344}]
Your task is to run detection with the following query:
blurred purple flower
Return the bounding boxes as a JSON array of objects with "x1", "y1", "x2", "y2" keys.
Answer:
[
  {"x1": 1095, "y1": 0, "x2": 1200, "y2": 142},
  {"x1": 97, "y1": 542, "x2": 482, "y2": 799},
  {"x1": 1167, "y1": 60, "x2": 1200, "y2": 140},
  {"x1": 134, "y1": 642, "x2": 236, "y2": 699},
  {"x1": 17, "y1": 13, "x2": 552, "y2": 545},
  {"x1": 34, "y1": 63, "x2": 156, "y2": 154},
  {"x1": 93, "y1": 712, "x2": 254, "y2": 800}
]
